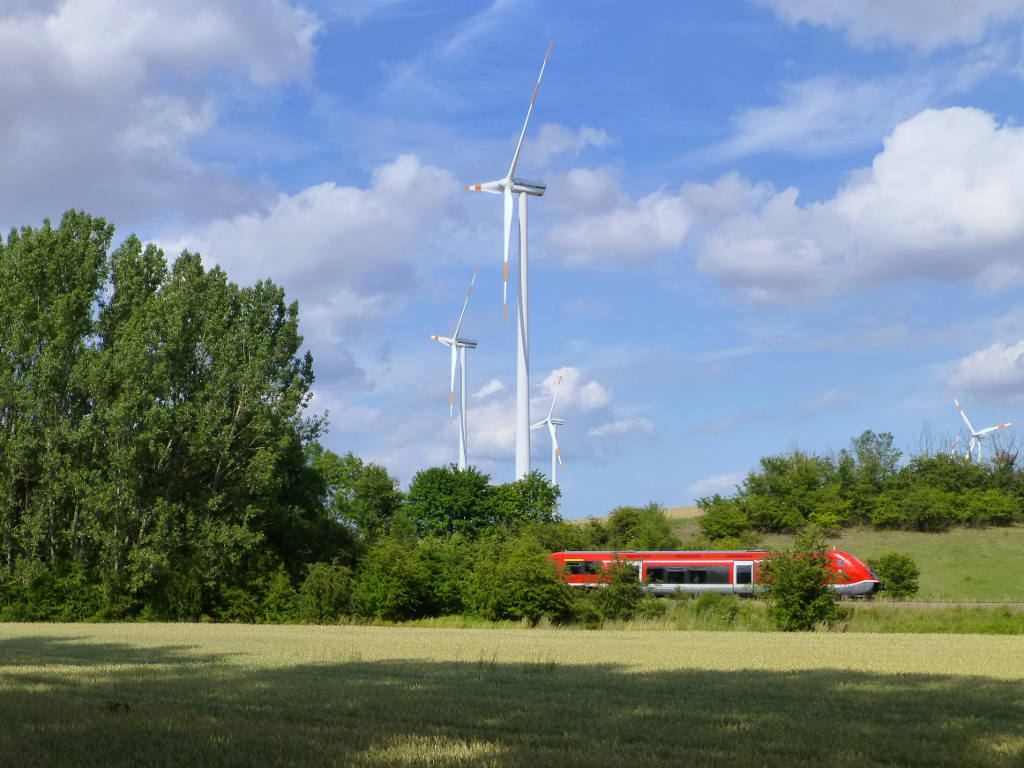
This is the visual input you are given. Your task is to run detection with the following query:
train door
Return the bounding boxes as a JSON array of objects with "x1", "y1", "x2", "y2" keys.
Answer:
[{"x1": 733, "y1": 561, "x2": 754, "y2": 594}]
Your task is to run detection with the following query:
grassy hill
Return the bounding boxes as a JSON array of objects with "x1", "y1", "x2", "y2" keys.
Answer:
[{"x1": 758, "y1": 525, "x2": 1024, "y2": 602}]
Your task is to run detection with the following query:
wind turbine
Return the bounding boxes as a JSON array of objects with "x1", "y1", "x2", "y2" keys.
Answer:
[
  {"x1": 430, "y1": 268, "x2": 479, "y2": 470},
  {"x1": 952, "y1": 395, "x2": 1015, "y2": 463},
  {"x1": 466, "y1": 42, "x2": 552, "y2": 479},
  {"x1": 532, "y1": 362, "x2": 565, "y2": 483}
]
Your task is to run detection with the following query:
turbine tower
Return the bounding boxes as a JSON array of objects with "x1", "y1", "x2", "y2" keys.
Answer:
[
  {"x1": 532, "y1": 362, "x2": 566, "y2": 483},
  {"x1": 466, "y1": 42, "x2": 552, "y2": 479},
  {"x1": 952, "y1": 395, "x2": 1015, "y2": 463},
  {"x1": 430, "y1": 268, "x2": 478, "y2": 470}
]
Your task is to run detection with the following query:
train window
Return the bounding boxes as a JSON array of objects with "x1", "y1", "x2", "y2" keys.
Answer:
[
  {"x1": 565, "y1": 561, "x2": 603, "y2": 575},
  {"x1": 735, "y1": 564, "x2": 753, "y2": 585},
  {"x1": 646, "y1": 567, "x2": 666, "y2": 583},
  {"x1": 666, "y1": 568, "x2": 687, "y2": 584}
]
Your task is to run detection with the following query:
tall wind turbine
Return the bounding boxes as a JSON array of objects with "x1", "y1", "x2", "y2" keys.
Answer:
[
  {"x1": 952, "y1": 395, "x2": 1015, "y2": 463},
  {"x1": 532, "y1": 362, "x2": 566, "y2": 483},
  {"x1": 430, "y1": 268, "x2": 478, "y2": 470},
  {"x1": 466, "y1": 42, "x2": 552, "y2": 479}
]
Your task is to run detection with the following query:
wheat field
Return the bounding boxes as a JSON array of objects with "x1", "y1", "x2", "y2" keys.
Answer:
[{"x1": 2, "y1": 623, "x2": 1022, "y2": 767}]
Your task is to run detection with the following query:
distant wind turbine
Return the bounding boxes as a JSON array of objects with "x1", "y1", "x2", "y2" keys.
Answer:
[
  {"x1": 532, "y1": 362, "x2": 566, "y2": 483},
  {"x1": 430, "y1": 268, "x2": 479, "y2": 470},
  {"x1": 465, "y1": 42, "x2": 552, "y2": 479},
  {"x1": 952, "y1": 395, "x2": 1015, "y2": 463}
]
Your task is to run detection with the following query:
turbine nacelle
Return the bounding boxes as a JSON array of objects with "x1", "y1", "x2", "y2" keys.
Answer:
[{"x1": 465, "y1": 177, "x2": 547, "y2": 197}]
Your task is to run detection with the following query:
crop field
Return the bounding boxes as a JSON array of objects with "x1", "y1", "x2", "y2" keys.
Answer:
[{"x1": 2, "y1": 623, "x2": 1022, "y2": 767}]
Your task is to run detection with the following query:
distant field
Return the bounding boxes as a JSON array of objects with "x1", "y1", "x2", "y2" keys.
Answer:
[
  {"x1": 572, "y1": 504, "x2": 702, "y2": 525},
  {"x1": 2, "y1": 623, "x2": 1022, "y2": 767},
  {"x1": 759, "y1": 524, "x2": 1024, "y2": 601}
]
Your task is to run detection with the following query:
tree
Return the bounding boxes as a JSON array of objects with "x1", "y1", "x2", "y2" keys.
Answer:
[
  {"x1": 405, "y1": 465, "x2": 492, "y2": 537},
  {"x1": 866, "y1": 552, "x2": 920, "y2": 599},
  {"x1": 487, "y1": 470, "x2": 562, "y2": 529},
  {"x1": 758, "y1": 528, "x2": 845, "y2": 631},
  {"x1": 0, "y1": 212, "x2": 342, "y2": 619},
  {"x1": 310, "y1": 446, "x2": 403, "y2": 545}
]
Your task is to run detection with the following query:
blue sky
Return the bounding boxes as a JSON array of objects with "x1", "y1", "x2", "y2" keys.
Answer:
[{"x1": 5, "y1": 1, "x2": 1024, "y2": 518}]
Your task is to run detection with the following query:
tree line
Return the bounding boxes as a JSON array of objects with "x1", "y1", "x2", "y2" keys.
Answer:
[
  {"x1": 0, "y1": 212, "x2": 680, "y2": 624},
  {"x1": 698, "y1": 430, "x2": 1024, "y2": 542}
]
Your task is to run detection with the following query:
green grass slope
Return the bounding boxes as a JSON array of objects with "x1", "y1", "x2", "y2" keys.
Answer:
[{"x1": 755, "y1": 524, "x2": 1024, "y2": 601}]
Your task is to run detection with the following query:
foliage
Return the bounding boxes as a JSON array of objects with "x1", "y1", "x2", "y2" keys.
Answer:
[
  {"x1": 867, "y1": 552, "x2": 920, "y2": 599},
  {"x1": 696, "y1": 430, "x2": 1024, "y2": 538},
  {"x1": 487, "y1": 470, "x2": 562, "y2": 529},
  {"x1": 586, "y1": 503, "x2": 681, "y2": 550},
  {"x1": 298, "y1": 563, "x2": 354, "y2": 623},
  {"x1": 758, "y1": 529, "x2": 846, "y2": 631},
  {"x1": 404, "y1": 465, "x2": 493, "y2": 538},
  {"x1": 465, "y1": 533, "x2": 574, "y2": 624},
  {"x1": 354, "y1": 537, "x2": 429, "y2": 621},
  {"x1": 0, "y1": 212, "x2": 350, "y2": 621},
  {"x1": 693, "y1": 591, "x2": 741, "y2": 626},
  {"x1": 589, "y1": 559, "x2": 645, "y2": 621},
  {"x1": 310, "y1": 446, "x2": 402, "y2": 546}
]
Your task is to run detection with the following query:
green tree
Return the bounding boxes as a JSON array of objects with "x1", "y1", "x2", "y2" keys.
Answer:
[
  {"x1": 866, "y1": 552, "x2": 920, "y2": 599},
  {"x1": 758, "y1": 528, "x2": 845, "y2": 631},
  {"x1": 405, "y1": 465, "x2": 492, "y2": 537},
  {"x1": 487, "y1": 470, "x2": 562, "y2": 529},
  {"x1": 310, "y1": 446, "x2": 402, "y2": 545}
]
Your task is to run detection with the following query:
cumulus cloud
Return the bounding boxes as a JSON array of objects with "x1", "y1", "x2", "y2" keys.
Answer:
[
  {"x1": 753, "y1": 0, "x2": 1024, "y2": 52},
  {"x1": 161, "y1": 154, "x2": 460, "y2": 382},
  {"x1": 0, "y1": 0, "x2": 319, "y2": 228},
  {"x1": 545, "y1": 171, "x2": 771, "y2": 267},
  {"x1": 530, "y1": 124, "x2": 612, "y2": 167},
  {"x1": 948, "y1": 340, "x2": 1024, "y2": 399},
  {"x1": 698, "y1": 107, "x2": 1024, "y2": 302}
]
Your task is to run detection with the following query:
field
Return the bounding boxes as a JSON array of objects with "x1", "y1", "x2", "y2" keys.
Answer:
[{"x1": 3, "y1": 623, "x2": 1023, "y2": 767}]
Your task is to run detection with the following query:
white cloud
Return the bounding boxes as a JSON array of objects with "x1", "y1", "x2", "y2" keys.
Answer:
[
  {"x1": 530, "y1": 124, "x2": 612, "y2": 167},
  {"x1": 699, "y1": 107, "x2": 1024, "y2": 302},
  {"x1": 0, "y1": 0, "x2": 319, "y2": 228},
  {"x1": 539, "y1": 366, "x2": 612, "y2": 411},
  {"x1": 948, "y1": 340, "x2": 1024, "y2": 399},
  {"x1": 545, "y1": 171, "x2": 771, "y2": 267},
  {"x1": 687, "y1": 471, "x2": 746, "y2": 498},
  {"x1": 473, "y1": 378, "x2": 506, "y2": 399},
  {"x1": 586, "y1": 418, "x2": 656, "y2": 439},
  {"x1": 754, "y1": 0, "x2": 1024, "y2": 52},
  {"x1": 161, "y1": 154, "x2": 460, "y2": 382},
  {"x1": 546, "y1": 188, "x2": 694, "y2": 266},
  {"x1": 712, "y1": 75, "x2": 936, "y2": 159},
  {"x1": 800, "y1": 386, "x2": 869, "y2": 415}
]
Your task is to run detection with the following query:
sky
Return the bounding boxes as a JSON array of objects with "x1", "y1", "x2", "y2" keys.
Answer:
[{"x1": 5, "y1": 0, "x2": 1024, "y2": 518}]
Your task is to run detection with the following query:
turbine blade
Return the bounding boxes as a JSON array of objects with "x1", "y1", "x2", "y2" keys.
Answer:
[
  {"x1": 977, "y1": 422, "x2": 1016, "y2": 436},
  {"x1": 503, "y1": 186, "x2": 512, "y2": 321},
  {"x1": 549, "y1": 422, "x2": 562, "y2": 466},
  {"x1": 507, "y1": 41, "x2": 552, "y2": 180},
  {"x1": 953, "y1": 395, "x2": 976, "y2": 434},
  {"x1": 547, "y1": 359, "x2": 566, "y2": 420},
  {"x1": 430, "y1": 334, "x2": 454, "y2": 345},
  {"x1": 454, "y1": 265, "x2": 478, "y2": 339}
]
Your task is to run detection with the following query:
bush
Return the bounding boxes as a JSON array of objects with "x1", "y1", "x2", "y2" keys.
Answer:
[
  {"x1": 354, "y1": 537, "x2": 429, "y2": 621},
  {"x1": 466, "y1": 535, "x2": 573, "y2": 624},
  {"x1": 298, "y1": 563, "x2": 353, "y2": 623},
  {"x1": 867, "y1": 552, "x2": 920, "y2": 599},
  {"x1": 590, "y1": 560, "x2": 644, "y2": 621},
  {"x1": 694, "y1": 591, "x2": 740, "y2": 625},
  {"x1": 758, "y1": 529, "x2": 845, "y2": 631}
]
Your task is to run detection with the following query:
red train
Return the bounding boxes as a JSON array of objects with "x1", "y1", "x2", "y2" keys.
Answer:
[{"x1": 549, "y1": 549, "x2": 882, "y2": 597}]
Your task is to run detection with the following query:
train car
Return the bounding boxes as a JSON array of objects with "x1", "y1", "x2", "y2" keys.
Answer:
[{"x1": 548, "y1": 549, "x2": 881, "y2": 597}]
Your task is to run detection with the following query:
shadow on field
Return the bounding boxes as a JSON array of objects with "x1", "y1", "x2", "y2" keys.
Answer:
[{"x1": 1, "y1": 635, "x2": 1021, "y2": 768}]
